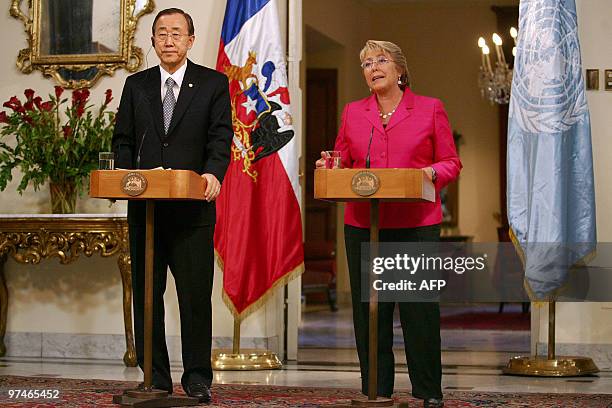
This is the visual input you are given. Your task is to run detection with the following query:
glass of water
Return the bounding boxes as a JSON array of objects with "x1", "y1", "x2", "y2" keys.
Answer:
[
  {"x1": 323, "y1": 151, "x2": 341, "y2": 169},
  {"x1": 99, "y1": 152, "x2": 115, "y2": 170}
]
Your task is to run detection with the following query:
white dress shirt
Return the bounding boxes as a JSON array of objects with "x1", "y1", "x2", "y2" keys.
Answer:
[{"x1": 159, "y1": 61, "x2": 187, "y2": 102}]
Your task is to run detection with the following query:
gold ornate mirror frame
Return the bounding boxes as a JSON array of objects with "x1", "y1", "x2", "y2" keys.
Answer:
[{"x1": 10, "y1": 0, "x2": 155, "y2": 89}]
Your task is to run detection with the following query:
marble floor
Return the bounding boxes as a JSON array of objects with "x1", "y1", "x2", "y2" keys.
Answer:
[
  {"x1": 1, "y1": 354, "x2": 610, "y2": 396},
  {"x1": 299, "y1": 304, "x2": 531, "y2": 352},
  {"x1": 0, "y1": 304, "x2": 610, "y2": 398}
]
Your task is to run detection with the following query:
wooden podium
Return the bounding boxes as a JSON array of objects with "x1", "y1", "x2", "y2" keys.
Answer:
[
  {"x1": 314, "y1": 168, "x2": 435, "y2": 406},
  {"x1": 91, "y1": 169, "x2": 207, "y2": 407}
]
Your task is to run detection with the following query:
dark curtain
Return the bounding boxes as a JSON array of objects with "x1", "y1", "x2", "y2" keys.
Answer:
[{"x1": 48, "y1": 0, "x2": 94, "y2": 55}]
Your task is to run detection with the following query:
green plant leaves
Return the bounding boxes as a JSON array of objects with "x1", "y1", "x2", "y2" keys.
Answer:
[{"x1": 0, "y1": 88, "x2": 115, "y2": 195}]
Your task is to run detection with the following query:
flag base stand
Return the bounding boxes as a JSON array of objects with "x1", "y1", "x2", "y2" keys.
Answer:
[
  {"x1": 211, "y1": 319, "x2": 282, "y2": 370},
  {"x1": 212, "y1": 349, "x2": 282, "y2": 370},
  {"x1": 503, "y1": 302, "x2": 599, "y2": 377},
  {"x1": 503, "y1": 355, "x2": 599, "y2": 376}
]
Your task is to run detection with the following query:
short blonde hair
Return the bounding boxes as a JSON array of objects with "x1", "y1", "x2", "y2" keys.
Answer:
[{"x1": 359, "y1": 40, "x2": 411, "y2": 89}]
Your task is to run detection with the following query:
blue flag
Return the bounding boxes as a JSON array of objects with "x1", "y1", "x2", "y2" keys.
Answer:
[{"x1": 507, "y1": 0, "x2": 596, "y2": 300}]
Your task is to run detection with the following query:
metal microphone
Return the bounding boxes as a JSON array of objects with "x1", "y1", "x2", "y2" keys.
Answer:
[
  {"x1": 365, "y1": 126, "x2": 374, "y2": 169},
  {"x1": 136, "y1": 129, "x2": 148, "y2": 169}
]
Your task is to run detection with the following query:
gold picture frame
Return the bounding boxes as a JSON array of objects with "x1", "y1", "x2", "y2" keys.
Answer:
[{"x1": 10, "y1": 0, "x2": 155, "y2": 89}]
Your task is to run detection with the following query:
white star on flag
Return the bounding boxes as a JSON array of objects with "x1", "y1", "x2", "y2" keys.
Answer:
[{"x1": 242, "y1": 95, "x2": 258, "y2": 115}]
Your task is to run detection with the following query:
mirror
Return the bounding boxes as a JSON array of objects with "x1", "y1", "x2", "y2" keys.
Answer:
[
  {"x1": 10, "y1": 0, "x2": 155, "y2": 88},
  {"x1": 39, "y1": 0, "x2": 122, "y2": 56}
]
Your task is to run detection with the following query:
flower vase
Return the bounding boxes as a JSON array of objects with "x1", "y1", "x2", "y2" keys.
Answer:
[{"x1": 49, "y1": 181, "x2": 77, "y2": 214}]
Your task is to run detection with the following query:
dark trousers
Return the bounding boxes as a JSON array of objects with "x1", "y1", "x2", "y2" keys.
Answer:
[
  {"x1": 129, "y1": 219, "x2": 215, "y2": 387},
  {"x1": 344, "y1": 224, "x2": 443, "y2": 400}
]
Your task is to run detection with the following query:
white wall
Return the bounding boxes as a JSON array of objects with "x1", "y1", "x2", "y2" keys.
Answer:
[{"x1": 0, "y1": 0, "x2": 289, "y2": 357}]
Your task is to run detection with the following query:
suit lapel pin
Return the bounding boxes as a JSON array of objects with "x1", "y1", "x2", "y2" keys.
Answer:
[{"x1": 188, "y1": 83, "x2": 193, "y2": 88}]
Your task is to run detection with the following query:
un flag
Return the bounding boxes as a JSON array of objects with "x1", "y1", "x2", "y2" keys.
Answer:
[{"x1": 507, "y1": 0, "x2": 596, "y2": 300}]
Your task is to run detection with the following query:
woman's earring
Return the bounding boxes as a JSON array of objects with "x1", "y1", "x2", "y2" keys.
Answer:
[
  {"x1": 369, "y1": 88, "x2": 372, "y2": 93},
  {"x1": 397, "y1": 76, "x2": 402, "y2": 85}
]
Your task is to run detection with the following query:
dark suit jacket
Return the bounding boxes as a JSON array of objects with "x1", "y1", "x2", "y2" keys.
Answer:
[{"x1": 112, "y1": 60, "x2": 233, "y2": 226}]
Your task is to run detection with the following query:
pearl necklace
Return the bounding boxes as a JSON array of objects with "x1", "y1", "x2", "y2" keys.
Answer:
[
  {"x1": 378, "y1": 99, "x2": 401, "y2": 120},
  {"x1": 378, "y1": 108, "x2": 396, "y2": 120}
]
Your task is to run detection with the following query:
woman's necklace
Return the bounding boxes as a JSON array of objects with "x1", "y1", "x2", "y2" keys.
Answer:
[
  {"x1": 378, "y1": 98, "x2": 401, "y2": 120},
  {"x1": 378, "y1": 108, "x2": 396, "y2": 120}
]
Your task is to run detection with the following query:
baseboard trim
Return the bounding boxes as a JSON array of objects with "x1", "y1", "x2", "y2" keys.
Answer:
[{"x1": 4, "y1": 332, "x2": 279, "y2": 363}]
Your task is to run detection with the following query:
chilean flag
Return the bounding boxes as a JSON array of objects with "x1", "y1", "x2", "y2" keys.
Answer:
[{"x1": 215, "y1": 0, "x2": 304, "y2": 320}]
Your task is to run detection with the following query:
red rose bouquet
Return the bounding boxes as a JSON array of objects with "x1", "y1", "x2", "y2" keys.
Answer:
[{"x1": 0, "y1": 87, "x2": 115, "y2": 212}]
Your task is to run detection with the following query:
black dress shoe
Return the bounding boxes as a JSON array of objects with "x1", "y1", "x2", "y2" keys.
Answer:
[
  {"x1": 183, "y1": 382, "x2": 211, "y2": 404},
  {"x1": 137, "y1": 381, "x2": 173, "y2": 394},
  {"x1": 423, "y1": 398, "x2": 444, "y2": 408}
]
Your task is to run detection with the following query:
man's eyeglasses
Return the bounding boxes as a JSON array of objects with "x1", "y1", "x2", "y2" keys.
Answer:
[
  {"x1": 361, "y1": 56, "x2": 392, "y2": 70},
  {"x1": 155, "y1": 32, "x2": 191, "y2": 42}
]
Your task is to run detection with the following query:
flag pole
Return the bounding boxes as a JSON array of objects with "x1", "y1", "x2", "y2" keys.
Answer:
[
  {"x1": 212, "y1": 317, "x2": 282, "y2": 371},
  {"x1": 503, "y1": 301, "x2": 599, "y2": 376},
  {"x1": 233, "y1": 318, "x2": 240, "y2": 354},
  {"x1": 547, "y1": 301, "x2": 555, "y2": 360}
]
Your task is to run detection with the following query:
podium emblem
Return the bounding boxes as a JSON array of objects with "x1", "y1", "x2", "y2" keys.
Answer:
[
  {"x1": 121, "y1": 172, "x2": 148, "y2": 196},
  {"x1": 351, "y1": 171, "x2": 380, "y2": 196}
]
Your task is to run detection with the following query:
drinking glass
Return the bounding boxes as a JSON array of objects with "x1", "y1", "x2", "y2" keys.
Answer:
[
  {"x1": 99, "y1": 152, "x2": 115, "y2": 170},
  {"x1": 323, "y1": 151, "x2": 341, "y2": 169}
]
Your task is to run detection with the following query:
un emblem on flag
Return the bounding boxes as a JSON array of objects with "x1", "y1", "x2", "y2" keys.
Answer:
[{"x1": 511, "y1": 0, "x2": 588, "y2": 134}]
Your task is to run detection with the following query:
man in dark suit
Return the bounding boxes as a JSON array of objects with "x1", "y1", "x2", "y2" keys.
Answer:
[{"x1": 112, "y1": 8, "x2": 232, "y2": 403}]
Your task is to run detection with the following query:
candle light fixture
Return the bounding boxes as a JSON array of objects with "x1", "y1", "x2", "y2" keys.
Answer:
[{"x1": 477, "y1": 27, "x2": 516, "y2": 104}]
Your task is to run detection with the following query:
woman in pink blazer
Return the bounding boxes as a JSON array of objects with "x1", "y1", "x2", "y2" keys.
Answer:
[{"x1": 316, "y1": 40, "x2": 461, "y2": 408}]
